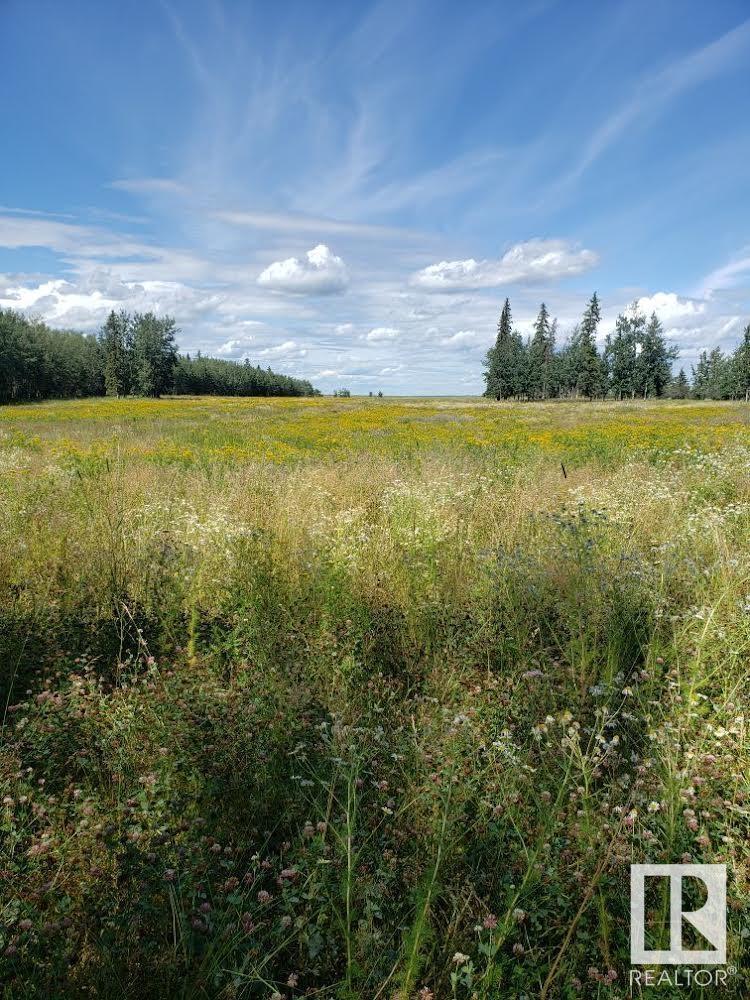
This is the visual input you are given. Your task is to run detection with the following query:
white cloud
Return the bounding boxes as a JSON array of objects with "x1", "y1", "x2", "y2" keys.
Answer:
[
  {"x1": 0, "y1": 214, "x2": 211, "y2": 282},
  {"x1": 110, "y1": 178, "x2": 189, "y2": 196},
  {"x1": 440, "y1": 329, "x2": 484, "y2": 349},
  {"x1": 216, "y1": 337, "x2": 254, "y2": 357},
  {"x1": 698, "y1": 252, "x2": 750, "y2": 298},
  {"x1": 0, "y1": 271, "x2": 222, "y2": 330},
  {"x1": 257, "y1": 244, "x2": 348, "y2": 294},
  {"x1": 365, "y1": 326, "x2": 399, "y2": 342},
  {"x1": 214, "y1": 210, "x2": 407, "y2": 240},
  {"x1": 636, "y1": 291, "x2": 706, "y2": 324},
  {"x1": 411, "y1": 239, "x2": 598, "y2": 291},
  {"x1": 257, "y1": 340, "x2": 307, "y2": 358},
  {"x1": 559, "y1": 20, "x2": 750, "y2": 188}
]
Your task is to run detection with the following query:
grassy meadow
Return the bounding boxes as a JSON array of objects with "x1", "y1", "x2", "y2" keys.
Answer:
[{"x1": 1, "y1": 395, "x2": 749, "y2": 998}]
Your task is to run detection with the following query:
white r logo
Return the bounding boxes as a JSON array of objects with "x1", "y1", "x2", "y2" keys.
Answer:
[{"x1": 630, "y1": 864, "x2": 726, "y2": 965}]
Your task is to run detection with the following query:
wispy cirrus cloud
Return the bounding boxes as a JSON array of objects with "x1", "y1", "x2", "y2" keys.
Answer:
[
  {"x1": 214, "y1": 209, "x2": 411, "y2": 241},
  {"x1": 559, "y1": 19, "x2": 750, "y2": 187},
  {"x1": 697, "y1": 250, "x2": 750, "y2": 298},
  {"x1": 110, "y1": 178, "x2": 190, "y2": 197}
]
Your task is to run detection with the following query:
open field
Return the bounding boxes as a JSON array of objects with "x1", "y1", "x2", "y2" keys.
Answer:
[{"x1": 1, "y1": 396, "x2": 749, "y2": 998}]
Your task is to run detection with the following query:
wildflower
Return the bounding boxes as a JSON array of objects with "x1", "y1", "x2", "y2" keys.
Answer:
[
  {"x1": 452, "y1": 952, "x2": 470, "y2": 965},
  {"x1": 286, "y1": 973, "x2": 299, "y2": 987},
  {"x1": 513, "y1": 942, "x2": 525, "y2": 956},
  {"x1": 258, "y1": 890, "x2": 272, "y2": 903},
  {"x1": 483, "y1": 913, "x2": 498, "y2": 930}
]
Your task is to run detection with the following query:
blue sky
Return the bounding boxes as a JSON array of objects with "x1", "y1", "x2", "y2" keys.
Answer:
[{"x1": 1, "y1": 0, "x2": 749, "y2": 393}]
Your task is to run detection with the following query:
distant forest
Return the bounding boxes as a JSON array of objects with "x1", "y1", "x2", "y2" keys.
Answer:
[
  {"x1": 484, "y1": 294, "x2": 750, "y2": 401},
  {"x1": 0, "y1": 309, "x2": 319, "y2": 405}
]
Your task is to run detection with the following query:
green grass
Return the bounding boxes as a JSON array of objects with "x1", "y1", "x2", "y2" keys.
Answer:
[{"x1": 0, "y1": 396, "x2": 749, "y2": 998}]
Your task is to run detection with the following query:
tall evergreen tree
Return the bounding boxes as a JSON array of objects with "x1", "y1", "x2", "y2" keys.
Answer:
[
  {"x1": 484, "y1": 298, "x2": 512, "y2": 399},
  {"x1": 666, "y1": 368, "x2": 690, "y2": 399},
  {"x1": 732, "y1": 322, "x2": 750, "y2": 401},
  {"x1": 568, "y1": 293, "x2": 605, "y2": 398},
  {"x1": 635, "y1": 313, "x2": 678, "y2": 398},
  {"x1": 692, "y1": 347, "x2": 734, "y2": 400},
  {"x1": 130, "y1": 313, "x2": 178, "y2": 397},
  {"x1": 99, "y1": 310, "x2": 132, "y2": 397},
  {"x1": 483, "y1": 298, "x2": 526, "y2": 399},
  {"x1": 528, "y1": 302, "x2": 554, "y2": 399},
  {"x1": 604, "y1": 306, "x2": 644, "y2": 399}
]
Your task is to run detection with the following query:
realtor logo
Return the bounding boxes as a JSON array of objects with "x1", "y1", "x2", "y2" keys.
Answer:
[{"x1": 630, "y1": 864, "x2": 726, "y2": 965}]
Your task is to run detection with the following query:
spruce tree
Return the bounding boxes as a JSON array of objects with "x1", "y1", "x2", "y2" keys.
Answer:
[
  {"x1": 569, "y1": 293, "x2": 605, "y2": 398},
  {"x1": 636, "y1": 313, "x2": 678, "y2": 398},
  {"x1": 484, "y1": 298, "x2": 521, "y2": 399},
  {"x1": 604, "y1": 306, "x2": 644, "y2": 399},
  {"x1": 528, "y1": 303, "x2": 552, "y2": 399},
  {"x1": 666, "y1": 368, "x2": 690, "y2": 399},
  {"x1": 484, "y1": 299, "x2": 513, "y2": 399},
  {"x1": 130, "y1": 313, "x2": 178, "y2": 397},
  {"x1": 732, "y1": 323, "x2": 750, "y2": 401},
  {"x1": 99, "y1": 310, "x2": 131, "y2": 397}
]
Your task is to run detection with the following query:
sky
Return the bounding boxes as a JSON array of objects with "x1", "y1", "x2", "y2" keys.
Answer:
[{"x1": 1, "y1": 0, "x2": 750, "y2": 395}]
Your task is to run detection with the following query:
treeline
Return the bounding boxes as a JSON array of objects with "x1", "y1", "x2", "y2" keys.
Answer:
[
  {"x1": 173, "y1": 353, "x2": 318, "y2": 397},
  {"x1": 0, "y1": 309, "x2": 103, "y2": 402},
  {"x1": 0, "y1": 309, "x2": 318, "y2": 404},
  {"x1": 484, "y1": 294, "x2": 750, "y2": 401}
]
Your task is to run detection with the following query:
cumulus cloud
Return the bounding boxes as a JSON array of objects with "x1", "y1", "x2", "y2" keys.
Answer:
[
  {"x1": 365, "y1": 326, "x2": 400, "y2": 342},
  {"x1": 257, "y1": 244, "x2": 348, "y2": 294},
  {"x1": 440, "y1": 329, "x2": 483, "y2": 349},
  {"x1": 410, "y1": 239, "x2": 598, "y2": 292},
  {"x1": 216, "y1": 337, "x2": 254, "y2": 357},
  {"x1": 257, "y1": 340, "x2": 307, "y2": 358},
  {"x1": 636, "y1": 291, "x2": 706, "y2": 324},
  {"x1": 0, "y1": 271, "x2": 222, "y2": 330}
]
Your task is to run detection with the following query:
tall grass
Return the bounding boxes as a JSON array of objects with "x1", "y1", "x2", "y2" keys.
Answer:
[{"x1": 0, "y1": 397, "x2": 748, "y2": 997}]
